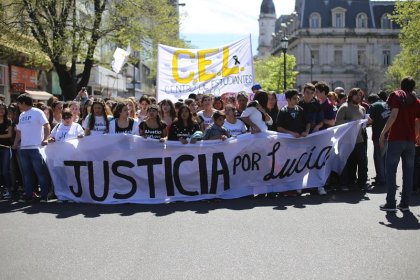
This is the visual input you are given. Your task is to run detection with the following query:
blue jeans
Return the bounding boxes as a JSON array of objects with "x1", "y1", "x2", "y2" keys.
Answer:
[
  {"x1": 18, "y1": 149, "x2": 49, "y2": 199},
  {"x1": 0, "y1": 147, "x2": 11, "y2": 192},
  {"x1": 373, "y1": 141, "x2": 386, "y2": 183},
  {"x1": 385, "y1": 141, "x2": 415, "y2": 207}
]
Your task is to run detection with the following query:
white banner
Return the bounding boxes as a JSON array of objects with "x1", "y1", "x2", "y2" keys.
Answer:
[
  {"x1": 43, "y1": 120, "x2": 364, "y2": 204},
  {"x1": 111, "y1": 45, "x2": 131, "y2": 74},
  {"x1": 157, "y1": 36, "x2": 254, "y2": 101}
]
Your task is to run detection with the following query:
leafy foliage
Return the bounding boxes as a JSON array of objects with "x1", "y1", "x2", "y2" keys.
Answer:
[
  {"x1": 0, "y1": 0, "x2": 186, "y2": 100},
  {"x1": 253, "y1": 54, "x2": 298, "y2": 92},
  {"x1": 386, "y1": 0, "x2": 420, "y2": 86}
]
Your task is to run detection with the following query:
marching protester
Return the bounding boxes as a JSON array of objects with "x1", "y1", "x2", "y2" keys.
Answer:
[
  {"x1": 266, "y1": 91, "x2": 279, "y2": 131},
  {"x1": 108, "y1": 102, "x2": 139, "y2": 135},
  {"x1": 198, "y1": 94, "x2": 216, "y2": 131},
  {"x1": 68, "y1": 101, "x2": 81, "y2": 123},
  {"x1": 48, "y1": 109, "x2": 84, "y2": 142},
  {"x1": 139, "y1": 104, "x2": 167, "y2": 141},
  {"x1": 240, "y1": 90, "x2": 273, "y2": 133},
  {"x1": 367, "y1": 93, "x2": 390, "y2": 186},
  {"x1": 379, "y1": 76, "x2": 420, "y2": 212},
  {"x1": 213, "y1": 96, "x2": 224, "y2": 111},
  {"x1": 167, "y1": 104, "x2": 200, "y2": 144},
  {"x1": 276, "y1": 89, "x2": 308, "y2": 138},
  {"x1": 51, "y1": 100, "x2": 63, "y2": 128},
  {"x1": 40, "y1": 104, "x2": 54, "y2": 128},
  {"x1": 203, "y1": 110, "x2": 230, "y2": 141},
  {"x1": 12, "y1": 93, "x2": 50, "y2": 203},
  {"x1": 159, "y1": 99, "x2": 176, "y2": 127},
  {"x1": 315, "y1": 81, "x2": 336, "y2": 130},
  {"x1": 184, "y1": 98, "x2": 202, "y2": 126},
  {"x1": 83, "y1": 99, "x2": 110, "y2": 136},
  {"x1": 236, "y1": 91, "x2": 248, "y2": 117},
  {"x1": 80, "y1": 99, "x2": 93, "y2": 125},
  {"x1": 223, "y1": 104, "x2": 247, "y2": 137},
  {"x1": 336, "y1": 88, "x2": 371, "y2": 191},
  {"x1": 0, "y1": 104, "x2": 13, "y2": 200},
  {"x1": 137, "y1": 95, "x2": 150, "y2": 122},
  {"x1": 298, "y1": 83, "x2": 323, "y2": 133}
]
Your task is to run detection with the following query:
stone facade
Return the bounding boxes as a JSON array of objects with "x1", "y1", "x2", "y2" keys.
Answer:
[{"x1": 264, "y1": 0, "x2": 400, "y2": 94}]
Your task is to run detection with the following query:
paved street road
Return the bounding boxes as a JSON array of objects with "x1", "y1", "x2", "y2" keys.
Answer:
[{"x1": 1, "y1": 128, "x2": 419, "y2": 280}]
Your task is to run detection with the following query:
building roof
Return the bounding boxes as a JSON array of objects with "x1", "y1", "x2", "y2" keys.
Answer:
[
  {"x1": 298, "y1": 0, "x2": 397, "y2": 29},
  {"x1": 260, "y1": 0, "x2": 276, "y2": 15}
]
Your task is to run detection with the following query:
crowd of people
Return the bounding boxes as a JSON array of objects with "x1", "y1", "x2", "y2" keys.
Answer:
[{"x1": 0, "y1": 77, "x2": 419, "y2": 210}]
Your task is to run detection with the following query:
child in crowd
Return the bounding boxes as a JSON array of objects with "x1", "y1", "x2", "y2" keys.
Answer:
[
  {"x1": 49, "y1": 109, "x2": 84, "y2": 142},
  {"x1": 203, "y1": 110, "x2": 230, "y2": 140},
  {"x1": 223, "y1": 104, "x2": 247, "y2": 137},
  {"x1": 276, "y1": 89, "x2": 308, "y2": 138}
]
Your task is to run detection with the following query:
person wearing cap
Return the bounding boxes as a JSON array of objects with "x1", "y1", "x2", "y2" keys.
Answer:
[{"x1": 251, "y1": 84, "x2": 262, "y2": 94}]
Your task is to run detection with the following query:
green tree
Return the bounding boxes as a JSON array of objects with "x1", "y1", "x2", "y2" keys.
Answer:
[
  {"x1": 253, "y1": 54, "x2": 297, "y2": 93},
  {"x1": 0, "y1": 0, "x2": 185, "y2": 100},
  {"x1": 386, "y1": 0, "x2": 420, "y2": 86}
]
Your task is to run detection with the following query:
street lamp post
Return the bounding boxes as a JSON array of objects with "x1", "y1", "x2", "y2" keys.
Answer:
[
  {"x1": 280, "y1": 37, "x2": 289, "y2": 92},
  {"x1": 310, "y1": 55, "x2": 314, "y2": 82}
]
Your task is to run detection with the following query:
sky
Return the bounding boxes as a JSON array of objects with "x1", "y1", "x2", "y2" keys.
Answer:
[{"x1": 179, "y1": 0, "x2": 296, "y2": 53}]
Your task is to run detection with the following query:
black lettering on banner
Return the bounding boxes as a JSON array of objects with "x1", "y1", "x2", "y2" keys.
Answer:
[
  {"x1": 234, "y1": 153, "x2": 262, "y2": 175},
  {"x1": 209, "y1": 152, "x2": 230, "y2": 194},
  {"x1": 64, "y1": 160, "x2": 86, "y2": 197},
  {"x1": 89, "y1": 161, "x2": 109, "y2": 201},
  {"x1": 264, "y1": 142, "x2": 333, "y2": 181},
  {"x1": 164, "y1": 157, "x2": 175, "y2": 196},
  {"x1": 112, "y1": 160, "x2": 137, "y2": 200},
  {"x1": 137, "y1": 158, "x2": 163, "y2": 198},
  {"x1": 198, "y1": 154, "x2": 209, "y2": 194},
  {"x1": 173, "y1": 155, "x2": 198, "y2": 196}
]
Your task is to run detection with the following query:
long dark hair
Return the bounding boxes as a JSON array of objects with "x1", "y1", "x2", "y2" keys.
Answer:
[
  {"x1": 175, "y1": 105, "x2": 195, "y2": 128},
  {"x1": 159, "y1": 99, "x2": 176, "y2": 120},
  {"x1": 113, "y1": 102, "x2": 127, "y2": 119},
  {"x1": 88, "y1": 100, "x2": 109, "y2": 131}
]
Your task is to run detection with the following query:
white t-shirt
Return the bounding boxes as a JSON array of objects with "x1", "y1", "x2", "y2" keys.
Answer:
[
  {"x1": 50, "y1": 122, "x2": 84, "y2": 142},
  {"x1": 109, "y1": 118, "x2": 139, "y2": 135},
  {"x1": 240, "y1": 106, "x2": 272, "y2": 133},
  {"x1": 197, "y1": 110, "x2": 214, "y2": 129},
  {"x1": 82, "y1": 115, "x2": 108, "y2": 135},
  {"x1": 17, "y1": 107, "x2": 48, "y2": 149},
  {"x1": 223, "y1": 119, "x2": 247, "y2": 136}
]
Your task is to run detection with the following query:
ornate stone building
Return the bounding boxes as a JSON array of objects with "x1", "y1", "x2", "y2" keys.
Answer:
[
  {"x1": 257, "y1": 0, "x2": 276, "y2": 58},
  {"x1": 265, "y1": 0, "x2": 400, "y2": 94}
]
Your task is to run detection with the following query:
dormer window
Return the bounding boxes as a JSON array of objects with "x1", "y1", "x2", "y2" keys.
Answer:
[
  {"x1": 309, "y1": 12, "x2": 321, "y2": 28},
  {"x1": 332, "y1": 7, "x2": 346, "y2": 28},
  {"x1": 356, "y1": 13, "x2": 368, "y2": 28},
  {"x1": 381, "y1": 13, "x2": 392, "y2": 29}
]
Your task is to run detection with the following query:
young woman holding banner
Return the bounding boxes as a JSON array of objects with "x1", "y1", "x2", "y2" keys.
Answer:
[
  {"x1": 139, "y1": 104, "x2": 167, "y2": 141},
  {"x1": 168, "y1": 105, "x2": 201, "y2": 144},
  {"x1": 109, "y1": 102, "x2": 139, "y2": 135}
]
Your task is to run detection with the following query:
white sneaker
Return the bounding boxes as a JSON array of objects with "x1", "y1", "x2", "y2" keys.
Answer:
[{"x1": 318, "y1": 187, "x2": 327, "y2": 196}]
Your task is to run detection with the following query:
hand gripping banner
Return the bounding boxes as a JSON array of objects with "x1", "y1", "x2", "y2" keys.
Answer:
[
  {"x1": 43, "y1": 120, "x2": 364, "y2": 204},
  {"x1": 157, "y1": 36, "x2": 254, "y2": 101}
]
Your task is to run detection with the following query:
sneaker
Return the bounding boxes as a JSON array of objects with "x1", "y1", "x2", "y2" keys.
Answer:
[
  {"x1": 379, "y1": 203, "x2": 397, "y2": 212},
  {"x1": 397, "y1": 204, "x2": 410, "y2": 212},
  {"x1": 318, "y1": 187, "x2": 327, "y2": 196}
]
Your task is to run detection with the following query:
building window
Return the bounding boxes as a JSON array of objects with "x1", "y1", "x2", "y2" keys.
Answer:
[
  {"x1": 356, "y1": 13, "x2": 368, "y2": 28},
  {"x1": 309, "y1": 13, "x2": 321, "y2": 28},
  {"x1": 311, "y1": 50, "x2": 320, "y2": 65},
  {"x1": 334, "y1": 50, "x2": 343, "y2": 65},
  {"x1": 332, "y1": 7, "x2": 346, "y2": 28},
  {"x1": 383, "y1": 50, "x2": 391, "y2": 65},
  {"x1": 381, "y1": 14, "x2": 392, "y2": 29},
  {"x1": 357, "y1": 50, "x2": 365, "y2": 65}
]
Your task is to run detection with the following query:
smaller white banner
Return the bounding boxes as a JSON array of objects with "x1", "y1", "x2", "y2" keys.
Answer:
[{"x1": 157, "y1": 36, "x2": 254, "y2": 101}]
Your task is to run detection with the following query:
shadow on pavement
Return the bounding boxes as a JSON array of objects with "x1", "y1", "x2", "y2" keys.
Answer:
[
  {"x1": 0, "y1": 190, "x2": 374, "y2": 219},
  {"x1": 379, "y1": 211, "x2": 420, "y2": 230}
]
